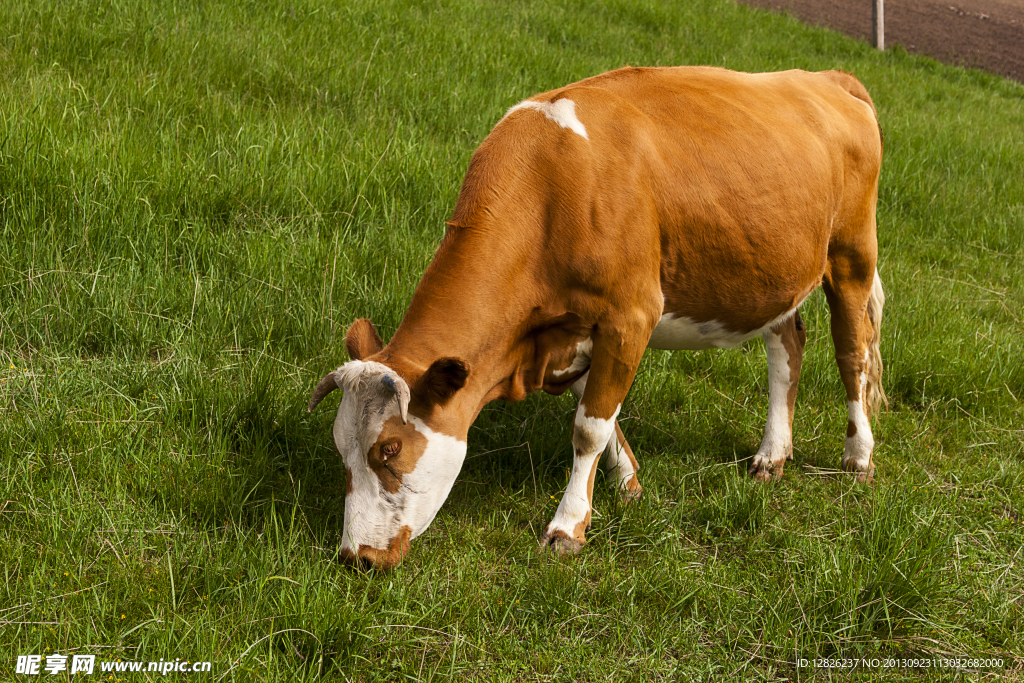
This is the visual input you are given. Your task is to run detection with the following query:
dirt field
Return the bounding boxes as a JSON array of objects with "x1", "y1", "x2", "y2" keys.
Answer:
[{"x1": 738, "y1": 0, "x2": 1024, "y2": 82}]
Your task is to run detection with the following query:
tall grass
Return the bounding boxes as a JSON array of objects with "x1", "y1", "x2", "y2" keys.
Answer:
[{"x1": 1, "y1": 0, "x2": 1022, "y2": 680}]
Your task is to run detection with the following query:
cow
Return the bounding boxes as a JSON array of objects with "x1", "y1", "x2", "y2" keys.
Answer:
[{"x1": 308, "y1": 66, "x2": 885, "y2": 569}]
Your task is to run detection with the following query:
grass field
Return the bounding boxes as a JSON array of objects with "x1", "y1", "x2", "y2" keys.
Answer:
[{"x1": 1, "y1": 0, "x2": 1023, "y2": 680}]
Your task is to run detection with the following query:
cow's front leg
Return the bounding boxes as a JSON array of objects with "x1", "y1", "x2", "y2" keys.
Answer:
[
  {"x1": 749, "y1": 311, "x2": 806, "y2": 481},
  {"x1": 539, "y1": 403, "x2": 615, "y2": 555},
  {"x1": 570, "y1": 373, "x2": 643, "y2": 502},
  {"x1": 541, "y1": 325, "x2": 647, "y2": 555}
]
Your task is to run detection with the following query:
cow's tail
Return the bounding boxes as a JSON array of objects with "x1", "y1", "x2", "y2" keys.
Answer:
[{"x1": 864, "y1": 269, "x2": 887, "y2": 417}]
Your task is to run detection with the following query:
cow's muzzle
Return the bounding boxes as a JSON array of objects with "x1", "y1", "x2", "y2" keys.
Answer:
[{"x1": 338, "y1": 525, "x2": 412, "y2": 570}]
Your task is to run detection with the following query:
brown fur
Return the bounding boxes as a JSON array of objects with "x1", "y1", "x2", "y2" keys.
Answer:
[
  {"x1": 821, "y1": 70, "x2": 882, "y2": 150},
  {"x1": 366, "y1": 416, "x2": 429, "y2": 494},
  {"x1": 346, "y1": 318, "x2": 384, "y2": 361},
  {"x1": 371, "y1": 68, "x2": 881, "y2": 421},
  {"x1": 340, "y1": 525, "x2": 412, "y2": 570}
]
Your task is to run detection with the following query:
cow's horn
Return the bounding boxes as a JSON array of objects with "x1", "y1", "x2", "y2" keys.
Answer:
[
  {"x1": 307, "y1": 372, "x2": 340, "y2": 412},
  {"x1": 382, "y1": 374, "x2": 410, "y2": 425}
]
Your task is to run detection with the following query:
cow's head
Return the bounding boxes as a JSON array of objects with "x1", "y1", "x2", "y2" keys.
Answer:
[{"x1": 308, "y1": 319, "x2": 469, "y2": 569}]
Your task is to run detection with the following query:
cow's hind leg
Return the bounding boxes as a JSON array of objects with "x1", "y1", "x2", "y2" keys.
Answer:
[
  {"x1": 749, "y1": 311, "x2": 807, "y2": 481},
  {"x1": 824, "y1": 267, "x2": 886, "y2": 482},
  {"x1": 605, "y1": 422, "x2": 642, "y2": 500},
  {"x1": 571, "y1": 373, "x2": 643, "y2": 501}
]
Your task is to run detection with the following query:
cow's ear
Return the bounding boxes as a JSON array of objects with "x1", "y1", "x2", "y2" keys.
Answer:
[
  {"x1": 419, "y1": 358, "x2": 469, "y2": 404},
  {"x1": 345, "y1": 319, "x2": 384, "y2": 360}
]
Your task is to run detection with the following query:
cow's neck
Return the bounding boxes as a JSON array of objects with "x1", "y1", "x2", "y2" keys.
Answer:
[{"x1": 376, "y1": 227, "x2": 548, "y2": 429}]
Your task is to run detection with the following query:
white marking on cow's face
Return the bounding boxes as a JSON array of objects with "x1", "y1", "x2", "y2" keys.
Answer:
[
  {"x1": 504, "y1": 98, "x2": 589, "y2": 139},
  {"x1": 552, "y1": 337, "x2": 593, "y2": 378},
  {"x1": 330, "y1": 362, "x2": 466, "y2": 567},
  {"x1": 395, "y1": 417, "x2": 467, "y2": 537},
  {"x1": 332, "y1": 381, "x2": 391, "y2": 550},
  {"x1": 750, "y1": 328, "x2": 793, "y2": 473},
  {"x1": 648, "y1": 297, "x2": 810, "y2": 351}
]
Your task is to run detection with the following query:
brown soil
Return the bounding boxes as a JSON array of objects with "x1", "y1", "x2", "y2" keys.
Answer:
[{"x1": 737, "y1": 0, "x2": 1024, "y2": 82}]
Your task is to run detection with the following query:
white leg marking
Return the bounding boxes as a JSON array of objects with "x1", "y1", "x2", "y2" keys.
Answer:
[
  {"x1": 750, "y1": 328, "x2": 792, "y2": 476},
  {"x1": 545, "y1": 403, "x2": 620, "y2": 541},
  {"x1": 571, "y1": 372, "x2": 637, "y2": 495},
  {"x1": 504, "y1": 98, "x2": 589, "y2": 140},
  {"x1": 843, "y1": 349, "x2": 875, "y2": 473},
  {"x1": 843, "y1": 400, "x2": 874, "y2": 472}
]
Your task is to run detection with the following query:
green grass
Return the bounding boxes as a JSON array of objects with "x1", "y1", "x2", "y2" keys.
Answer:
[{"x1": 1, "y1": 0, "x2": 1023, "y2": 680}]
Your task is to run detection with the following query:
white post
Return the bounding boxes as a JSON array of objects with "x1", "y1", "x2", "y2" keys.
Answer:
[{"x1": 872, "y1": 0, "x2": 885, "y2": 50}]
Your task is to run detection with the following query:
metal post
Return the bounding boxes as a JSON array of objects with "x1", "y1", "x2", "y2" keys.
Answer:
[{"x1": 872, "y1": 0, "x2": 885, "y2": 50}]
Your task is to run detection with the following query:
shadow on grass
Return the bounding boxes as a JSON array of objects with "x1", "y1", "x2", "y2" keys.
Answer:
[{"x1": 152, "y1": 361, "x2": 348, "y2": 544}]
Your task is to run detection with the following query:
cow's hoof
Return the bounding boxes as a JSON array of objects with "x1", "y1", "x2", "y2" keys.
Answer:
[
  {"x1": 748, "y1": 460, "x2": 784, "y2": 481},
  {"x1": 841, "y1": 458, "x2": 875, "y2": 484},
  {"x1": 539, "y1": 529, "x2": 584, "y2": 556},
  {"x1": 621, "y1": 482, "x2": 643, "y2": 503}
]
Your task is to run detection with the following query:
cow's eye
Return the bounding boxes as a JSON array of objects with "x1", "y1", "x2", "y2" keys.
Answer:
[{"x1": 381, "y1": 441, "x2": 402, "y2": 460}]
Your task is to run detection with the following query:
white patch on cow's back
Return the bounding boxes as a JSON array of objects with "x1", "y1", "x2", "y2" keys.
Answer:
[
  {"x1": 552, "y1": 337, "x2": 592, "y2": 378},
  {"x1": 504, "y1": 98, "x2": 589, "y2": 140}
]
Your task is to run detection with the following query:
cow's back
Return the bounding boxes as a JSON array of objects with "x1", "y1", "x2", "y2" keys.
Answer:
[
  {"x1": 495, "y1": 66, "x2": 883, "y2": 336},
  {"x1": 440, "y1": 66, "x2": 882, "y2": 361}
]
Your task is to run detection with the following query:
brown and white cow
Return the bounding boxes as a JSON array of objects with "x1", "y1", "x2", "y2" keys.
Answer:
[{"x1": 309, "y1": 66, "x2": 886, "y2": 568}]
